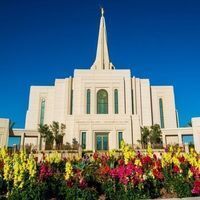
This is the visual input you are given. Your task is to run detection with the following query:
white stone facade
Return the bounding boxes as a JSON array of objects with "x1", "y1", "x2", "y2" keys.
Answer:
[{"x1": 0, "y1": 9, "x2": 199, "y2": 151}]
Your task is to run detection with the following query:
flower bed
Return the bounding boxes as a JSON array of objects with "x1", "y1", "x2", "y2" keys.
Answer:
[{"x1": 0, "y1": 142, "x2": 200, "y2": 199}]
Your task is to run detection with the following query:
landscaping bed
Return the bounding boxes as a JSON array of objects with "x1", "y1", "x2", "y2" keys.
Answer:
[{"x1": 0, "y1": 142, "x2": 200, "y2": 199}]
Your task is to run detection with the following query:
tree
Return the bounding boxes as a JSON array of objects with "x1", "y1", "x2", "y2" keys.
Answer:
[
  {"x1": 9, "y1": 120, "x2": 15, "y2": 135},
  {"x1": 187, "y1": 121, "x2": 192, "y2": 127},
  {"x1": 50, "y1": 121, "x2": 66, "y2": 149},
  {"x1": 38, "y1": 121, "x2": 66, "y2": 150},
  {"x1": 140, "y1": 124, "x2": 162, "y2": 149},
  {"x1": 140, "y1": 126, "x2": 150, "y2": 148},
  {"x1": 149, "y1": 124, "x2": 162, "y2": 148},
  {"x1": 38, "y1": 124, "x2": 54, "y2": 149}
]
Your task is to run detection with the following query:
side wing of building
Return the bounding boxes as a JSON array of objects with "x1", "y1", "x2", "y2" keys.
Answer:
[{"x1": 25, "y1": 78, "x2": 73, "y2": 130}]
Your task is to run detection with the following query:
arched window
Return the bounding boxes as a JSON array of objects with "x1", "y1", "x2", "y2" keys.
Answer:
[
  {"x1": 114, "y1": 89, "x2": 118, "y2": 114},
  {"x1": 97, "y1": 89, "x2": 108, "y2": 114},
  {"x1": 159, "y1": 98, "x2": 165, "y2": 128},
  {"x1": 40, "y1": 99, "x2": 45, "y2": 125},
  {"x1": 86, "y1": 89, "x2": 90, "y2": 114}
]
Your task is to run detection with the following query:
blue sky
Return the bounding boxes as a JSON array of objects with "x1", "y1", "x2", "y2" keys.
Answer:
[{"x1": 0, "y1": 0, "x2": 200, "y2": 128}]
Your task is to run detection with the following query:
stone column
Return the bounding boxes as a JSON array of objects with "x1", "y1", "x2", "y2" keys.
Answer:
[
  {"x1": 192, "y1": 118, "x2": 200, "y2": 153},
  {"x1": 178, "y1": 133, "x2": 183, "y2": 146},
  {"x1": 20, "y1": 132, "x2": 25, "y2": 149}
]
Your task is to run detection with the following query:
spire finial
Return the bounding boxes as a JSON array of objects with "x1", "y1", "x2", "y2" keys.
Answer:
[{"x1": 101, "y1": 7, "x2": 104, "y2": 16}]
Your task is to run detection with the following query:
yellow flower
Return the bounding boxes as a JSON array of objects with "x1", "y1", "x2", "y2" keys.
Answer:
[
  {"x1": 3, "y1": 156, "x2": 13, "y2": 182},
  {"x1": 121, "y1": 141, "x2": 136, "y2": 164},
  {"x1": 27, "y1": 154, "x2": 36, "y2": 179},
  {"x1": 109, "y1": 149, "x2": 117, "y2": 157},
  {"x1": 161, "y1": 152, "x2": 172, "y2": 167},
  {"x1": 172, "y1": 157, "x2": 180, "y2": 167},
  {"x1": 46, "y1": 151, "x2": 61, "y2": 163},
  {"x1": 0, "y1": 148, "x2": 7, "y2": 160},
  {"x1": 135, "y1": 159, "x2": 142, "y2": 166},
  {"x1": 147, "y1": 145, "x2": 153, "y2": 158},
  {"x1": 188, "y1": 169, "x2": 193, "y2": 178},
  {"x1": 65, "y1": 161, "x2": 73, "y2": 180}
]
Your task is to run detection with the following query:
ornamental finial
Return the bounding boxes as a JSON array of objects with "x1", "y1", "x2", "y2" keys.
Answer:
[{"x1": 101, "y1": 7, "x2": 104, "y2": 16}]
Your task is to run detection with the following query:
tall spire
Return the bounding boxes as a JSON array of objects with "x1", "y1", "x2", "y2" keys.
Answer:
[{"x1": 91, "y1": 8, "x2": 114, "y2": 70}]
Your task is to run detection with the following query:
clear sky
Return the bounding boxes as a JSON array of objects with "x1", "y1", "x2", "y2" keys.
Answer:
[{"x1": 0, "y1": 0, "x2": 200, "y2": 128}]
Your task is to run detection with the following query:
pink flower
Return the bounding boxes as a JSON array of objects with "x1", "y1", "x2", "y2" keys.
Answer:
[
  {"x1": 39, "y1": 163, "x2": 53, "y2": 181},
  {"x1": 192, "y1": 180, "x2": 200, "y2": 195}
]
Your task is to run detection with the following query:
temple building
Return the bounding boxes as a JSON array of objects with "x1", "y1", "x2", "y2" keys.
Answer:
[{"x1": 1, "y1": 9, "x2": 200, "y2": 151}]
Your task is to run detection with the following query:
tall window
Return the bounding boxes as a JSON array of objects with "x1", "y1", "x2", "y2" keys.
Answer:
[
  {"x1": 114, "y1": 89, "x2": 119, "y2": 114},
  {"x1": 81, "y1": 132, "x2": 86, "y2": 149},
  {"x1": 40, "y1": 99, "x2": 45, "y2": 125},
  {"x1": 70, "y1": 90, "x2": 73, "y2": 115},
  {"x1": 86, "y1": 89, "x2": 91, "y2": 114},
  {"x1": 118, "y1": 132, "x2": 123, "y2": 148},
  {"x1": 131, "y1": 90, "x2": 134, "y2": 114},
  {"x1": 159, "y1": 98, "x2": 165, "y2": 128},
  {"x1": 97, "y1": 89, "x2": 108, "y2": 114}
]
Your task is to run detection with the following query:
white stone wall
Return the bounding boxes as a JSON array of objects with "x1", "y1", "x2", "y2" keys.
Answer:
[
  {"x1": 0, "y1": 118, "x2": 9, "y2": 147},
  {"x1": 25, "y1": 86, "x2": 55, "y2": 129},
  {"x1": 23, "y1": 68, "x2": 180, "y2": 151},
  {"x1": 192, "y1": 117, "x2": 200, "y2": 152},
  {"x1": 151, "y1": 86, "x2": 177, "y2": 128},
  {"x1": 64, "y1": 115, "x2": 135, "y2": 150}
]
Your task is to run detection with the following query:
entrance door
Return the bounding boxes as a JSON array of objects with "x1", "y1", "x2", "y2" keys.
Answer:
[{"x1": 96, "y1": 133, "x2": 108, "y2": 151}]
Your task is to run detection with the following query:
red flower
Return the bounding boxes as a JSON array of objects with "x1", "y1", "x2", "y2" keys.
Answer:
[
  {"x1": 0, "y1": 161, "x2": 4, "y2": 171},
  {"x1": 142, "y1": 156, "x2": 152, "y2": 165},
  {"x1": 191, "y1": 166, "x2": 200, "y2": 178},
  {"x1": 173, "y1": 165, "x2": 180, "y2": 173},
  {"x1": 66, "y1": 180, "x2": 73, "y2": 188},
  {"x1": 99, "y1": 165, "x2": 110, "y2": 175},
  {"x1": 79, "y1": 178, "x2": 87, "y2": 188},
  {"x1": 153, "y1": 169, "x2": 164, "y2": 180},
  {"x1": 39, "y1": 163, "x2": 53, "y2": 181},
  {"x1": 93, "y1": 152, "x2": 98, "y2": 161},
  {"x1": 178, "y1": 156, "x2": 185, "y2": 163},
  {"x1": 192, "y1": 180, "x2": 200, "y2": 195},
  {"x1": 118, "y1": 159, "x2": 124, "y2": 166}
]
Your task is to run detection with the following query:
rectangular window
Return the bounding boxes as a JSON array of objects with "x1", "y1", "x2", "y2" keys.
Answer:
[
  {"x1": 86, "y1": 89, "x2": 90, "y2": 114},
  {"x1": 96, "y1": 133, "x2": 108, "y2": 151},
  {"x1": 81, "y1": 132, "x2": 86, "y2": 149},
  {"x1": 118, "y1": 132, "x2": 123, "y2": 148},
  {"x1": 182, "y1": 135, "x2": 194, "y2": 145},
  {"x1": 131, "y1": 90, "x2": 134, "y2": 114},
  {"x1": 114, "y1": 89, "x2": 119, "y2": 114},
  {"x1": 70, "y1": 90, "x2": 73, "y2": 115},
  {"x1": 40, "y1": 99, "x2": 45, "y2": 125},
  {"x1": 159, "y1": 98, "x2": 165, "y2": 128}
]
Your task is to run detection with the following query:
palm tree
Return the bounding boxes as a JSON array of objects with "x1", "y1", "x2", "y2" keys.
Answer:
[
  {"x1": 50, "y1": 121, "x2": 66, "y2": 149},
  {"x1": 149, "y1": 124, "x2": 162, "y2": 148},
  {"x1": 140, "y1": 124, "x2": 162, "y2": 149},
  {"x1": 140, "y1": 126, "x2": 150, "y2": 148},
  {"x1": 38, "y1": 124, "x2": 54, "y2": 150},
  {"x1": 38, "y1": 122, "x2": 66, "y2": 150},
  {"x1": 187, "y1": 121, "x2": 192, "y2": 127}
]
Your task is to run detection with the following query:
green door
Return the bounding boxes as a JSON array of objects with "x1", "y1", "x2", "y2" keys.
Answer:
[{"x1": 96, "y1": 133, "x2": 108, "y2": 151}]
